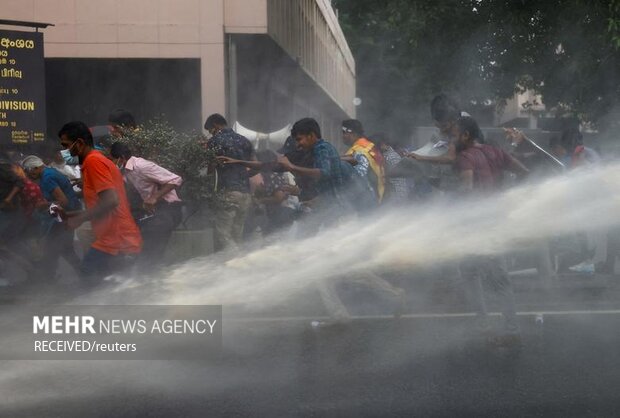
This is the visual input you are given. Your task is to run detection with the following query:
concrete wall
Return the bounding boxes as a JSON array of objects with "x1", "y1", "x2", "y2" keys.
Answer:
[
  {"x1": 224, "y1": 0, "x2": 267, "y2": 33},
  {"x1": 232, "y1": 34, "x2": 349, "y2": 147},
  {"x1": 1, "y1": 0, "x2": 355, "y2": 132},
  {"x1": 1, "y1": 0, "x2": 228, "y2": 127}
]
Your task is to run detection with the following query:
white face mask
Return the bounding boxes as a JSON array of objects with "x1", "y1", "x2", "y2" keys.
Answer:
[{"x1": 60, "y1": 149, "x2": 79, "y2": 165}]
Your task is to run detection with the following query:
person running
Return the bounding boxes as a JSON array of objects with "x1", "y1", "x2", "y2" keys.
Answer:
[
  {"x1": 278, "y1": 118, "x2": 405, "y2": 324},
  {"x1": 453, "y1": 116, "x2": 528, "y2": 345},
  {"x1": 57, "y1": 121, "x2": 142, "y2": 286},
  {"x1": 22, "y1": 155, "x2": 82, "y2": 278},
  {"x1": 341, "y1": 119, "x2": 385, "y2": 209},
  {"x1": 110, "y1": 142, "x2": 183, "y2": 269},
  {"x1": 204, "y1": 113, "x2": 255, "y2": 251}
]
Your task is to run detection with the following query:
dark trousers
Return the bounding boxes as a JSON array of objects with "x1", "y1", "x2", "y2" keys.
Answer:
[
  {"x1": 41, "y1": 223, "x2": 81, "y2": 279},
  {"x1": 0, "y1": 209, "x2": 26, "y2": 245},
  {"x1": 80, "y1": 247, "x2": 137, "y2": 287},
  {"x1": 264, "y1": 206, "x2": 296, "y2": 235},
  {"x1": 80, "y1": 247, "x2": 122, "y2": 286},
  {"x1": 137, "y1": 202, "x2": 182, "y2": 268},
  {"x1": 603, "y1": 226, "x2": 620, "y2": 273},
  {"x1": 296, "y1": 196, "x2": 349, "y2": 239},
  {"x1": 459, "y1": 255, "x2": 519, "y2": 334}
]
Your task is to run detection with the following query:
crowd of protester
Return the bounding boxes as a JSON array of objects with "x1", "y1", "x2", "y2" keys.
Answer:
[
  {"x1": 0, "y1": 110, "x2": 175, "y2": 286},
  {"x1": 0, "y1": 96, "x2": 616, "y2": 344}
]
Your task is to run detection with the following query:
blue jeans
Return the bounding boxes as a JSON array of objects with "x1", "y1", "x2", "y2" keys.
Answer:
[{"x1": 80, "y1": 247, "x2": 131, "y2": 286}]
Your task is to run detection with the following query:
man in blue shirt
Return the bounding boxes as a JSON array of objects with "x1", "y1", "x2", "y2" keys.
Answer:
[
  {"x1": 278, "y1": 118, "x2": 405, "y2": 324},
  {"x1": 205, "y1": 113, "x2": 256, "y2": 252},
  {"x1": 278, "y1": 118, "x2": 352, "y2": 214},
  {"x1": 22, "y1": 155, "x2": 82, "y2": 279},
  {"x1": 23, "y1": 155, "x2": 80, "y2": 211}
]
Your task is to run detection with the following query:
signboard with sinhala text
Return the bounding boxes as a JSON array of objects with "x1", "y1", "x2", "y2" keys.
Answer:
[{"x1": 0, "y1": 29, "x2": 46, "y2": 145}]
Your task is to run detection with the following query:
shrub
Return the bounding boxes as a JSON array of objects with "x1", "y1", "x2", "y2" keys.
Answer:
[{"x1": 117, "y1": 118, "x2": 219, "y2": 205}]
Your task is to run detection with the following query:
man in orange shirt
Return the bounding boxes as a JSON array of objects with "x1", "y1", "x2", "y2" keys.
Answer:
[{"x1": 57, "y1": 121, "x2": 142, "y2": 285}]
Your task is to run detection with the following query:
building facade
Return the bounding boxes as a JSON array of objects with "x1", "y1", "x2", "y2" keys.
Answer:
[{"x1": 1, "y1": 0, "x2": 356, "y2": 143}]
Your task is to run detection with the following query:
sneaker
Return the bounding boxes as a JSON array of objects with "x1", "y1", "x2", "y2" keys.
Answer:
[
  {"x1": 568, "y1": 261, "x2": 595, "y2": 274},
  {"x1": 310, "y1": 318, "x2": 351, "y2": 330}
]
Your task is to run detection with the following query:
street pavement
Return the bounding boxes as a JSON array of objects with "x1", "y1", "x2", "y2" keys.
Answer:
[{"x1": 2, "y1": 270, "x2": 620, "y2": 417}]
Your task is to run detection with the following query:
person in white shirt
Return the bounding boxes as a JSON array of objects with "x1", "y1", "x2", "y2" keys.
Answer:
[{"x1": 110, "y1": 142, "x2": 183, "y2": 269}]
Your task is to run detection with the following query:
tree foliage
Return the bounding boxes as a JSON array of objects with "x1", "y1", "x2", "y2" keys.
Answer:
[
  {"x1": 118, "y1": 119, "x2": 218, "y2": 205},
  {"x1": 334, "y1": 0, "x2": 620, "y2": 133}
]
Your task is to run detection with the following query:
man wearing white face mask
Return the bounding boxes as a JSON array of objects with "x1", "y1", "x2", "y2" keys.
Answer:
[
  {"x1": 57, "y1": 121, "x2": 142, "y2": 285},
  {"x1": 51, "y1": 147, "x2": 81, "y2": 184}
]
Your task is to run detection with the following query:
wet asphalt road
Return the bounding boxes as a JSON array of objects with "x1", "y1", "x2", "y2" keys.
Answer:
[
  {"x1": 2, "y1": 271, "x2": 620, "y2": 417},
  {"x1": 3, "y1": 310, "x2": 620, "y2": 417}
]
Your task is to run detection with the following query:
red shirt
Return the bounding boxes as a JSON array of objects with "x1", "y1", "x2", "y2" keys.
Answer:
[
  {"x1": 456, "y1": 147, "x2": 495, "y2": 191},
  {"x1": 20, "y1": 179, "x2": 46, "y2": 217},
  {"x1": 82, "y1": 151, "x2": 142, "y2": 255},
  {"x1": 456, "y1": 144, "x2": 512, "y2": 192}
]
